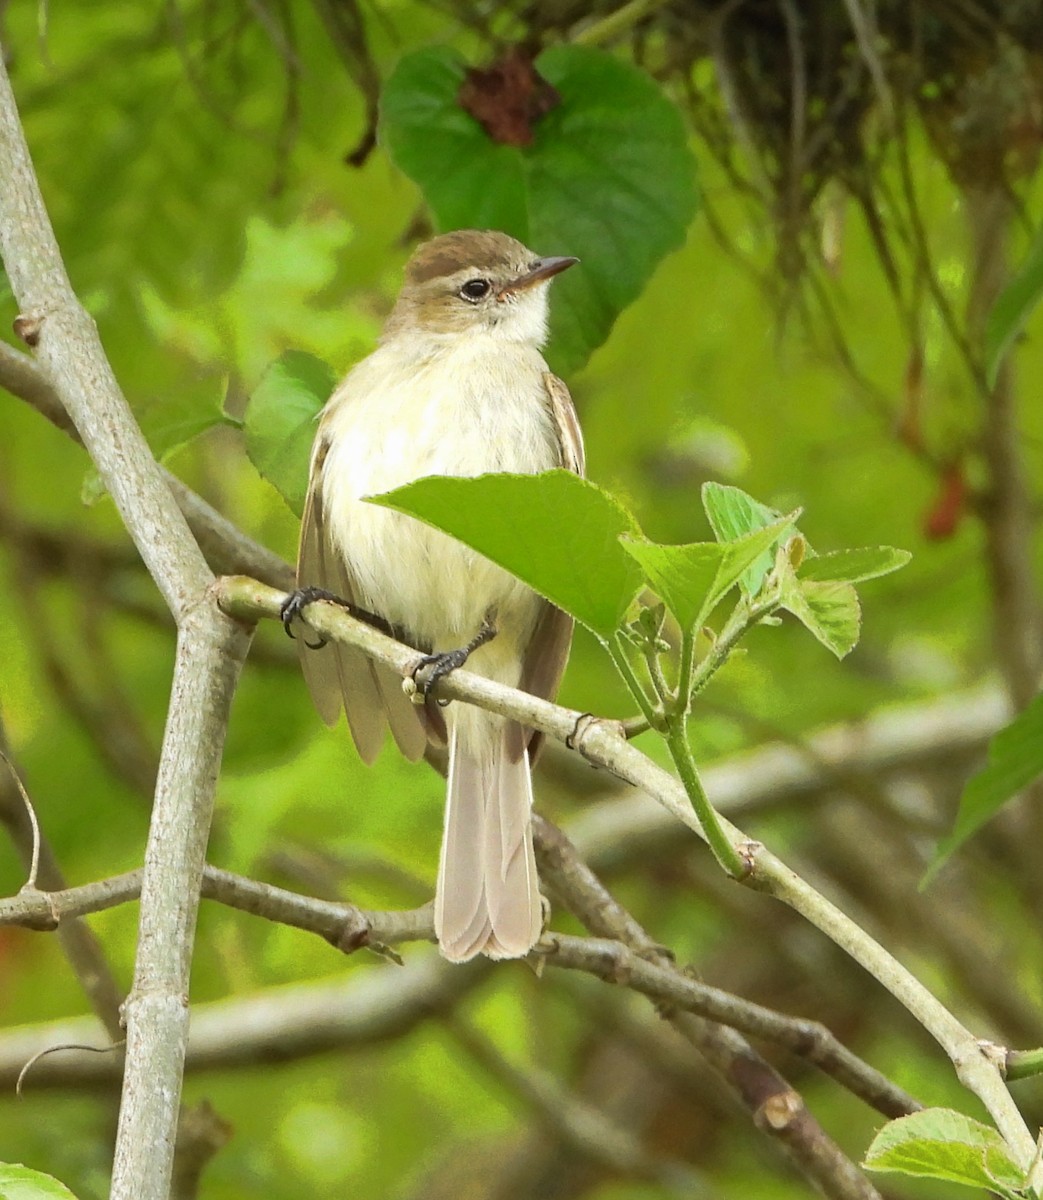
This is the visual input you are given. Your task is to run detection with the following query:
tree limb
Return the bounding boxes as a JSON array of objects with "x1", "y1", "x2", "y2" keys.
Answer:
[{"x1": 216, "y1": 574, "x2": 1037, "y2": 1168}]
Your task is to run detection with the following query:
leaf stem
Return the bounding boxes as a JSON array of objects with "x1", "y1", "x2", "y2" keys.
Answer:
[
  {"x1": 675, "y1": 627, "x2": 698, "y2": 716},
  {"x1": 664, "y1": 716, "x2": 745, "y2": 876},
  {"x1": 689, "y1": 596, "x2": 777, "y2": 702},
  {"x1": 608, "y1": 635, "x2": 663, "y2": 732}
]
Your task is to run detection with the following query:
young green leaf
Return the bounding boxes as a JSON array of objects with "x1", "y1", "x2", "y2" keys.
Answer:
[
  {"x1": 620, "y1": 516, "x2": 794, "y2": 630},
  {"x1": 367, "y1": 471, "x2": 643, "y2": 639},
  {"x1": 864, "y1": 1109, "x2": 1024, "y2": 1198},
  {"x1": 780, "y1": 575, "x2": 862, "y2": 659},
  {"x1": 380, "y1": 46, "x2": 698, "y2": 372},
  {"x1": 701, "y1": 483, "x2": 799, "y2": 596},
  {"x1": 798, "y1": 546, "x2": 911, "y2": 585},
  {"x1": 985, "y1": 220, "x2": 1043, "y2": 388},
  {"x1": 924, "y1": 690, "x2": 1043, "y2": 886},
  {"x1": 244, "y1": 352, "x2": 335, "y2": 517},
  {"x1": 0, "y1": 1162, "x2": 81, "y2": 1199}
]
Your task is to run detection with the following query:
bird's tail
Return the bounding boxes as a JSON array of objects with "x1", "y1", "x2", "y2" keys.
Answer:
[{"x1": 434, "y1": 712, "x2": 542, "y2": 962}]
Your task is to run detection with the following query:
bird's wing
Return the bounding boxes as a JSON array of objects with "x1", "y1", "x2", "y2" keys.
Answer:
[
  {"x1": 296, "y1": 429, "x2": 428, "y2": 764},
  {"x1": 542, "y1": 371, "x2": 585, "y2": 475},
  {"x1": 510, "y1": 373, "x2": 585, "y2": 762}
]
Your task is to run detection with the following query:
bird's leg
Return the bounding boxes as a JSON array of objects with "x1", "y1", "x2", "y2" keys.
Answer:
[
  {"x1": 280, "y1": 587, "x2": 393, "y2": 650},
  {"x1": 412, "y1": 614, "x2": 498, "y2": 698}
]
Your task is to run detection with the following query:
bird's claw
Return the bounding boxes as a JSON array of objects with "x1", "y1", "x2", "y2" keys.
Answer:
[
  {"x1": 279, "y1": 587, "x2": 344, "y2": 649},
  {"x1": 411, "y1": 648, "x2": 470, "y2": 698},
  {"x1": 410, "y1": 619, "x2": 498, "y2": 699}
]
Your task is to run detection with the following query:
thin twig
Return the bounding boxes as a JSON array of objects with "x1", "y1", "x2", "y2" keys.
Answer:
[{"x1": 0, "y1": 750, "x2": 41, "y2": 890}]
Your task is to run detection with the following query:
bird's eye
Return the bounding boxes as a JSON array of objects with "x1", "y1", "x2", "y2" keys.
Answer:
[{"x1": 459, "y1": 278, "x2": 491, "y2": 302}]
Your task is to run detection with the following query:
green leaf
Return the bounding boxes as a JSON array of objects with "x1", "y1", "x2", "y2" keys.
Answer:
[
  {"x1": 244, "y1": 352, "x2": 335, "y2": 517},
  {"x1": 925, "y1": 690, "x2": 1043, "y2": 885},
  {"x1": 986, "y1": 221, "x2": 1043, "y2": 388},
  {"x1": 864, "y1": 1109, "x2": 1024, "y2": 1198},
  {"x1": 137, "y1": 384, "x2": 231, "y2": 461},
  {"x1": 380, "y1": 46, "x2": 698, "y2": 372},
  {"x1": 621, "y1": 516, "x2": 795, "y2": 630},
  {"x1": 798, "y1": 546, "x2": 911, "y2": 585},
  {"x1": 367, "y1": 471, "x2": 643, "y2": 638},
  {"x1": 701, "y1": 483, "x2": 799, "y2": 596},
  {"x1": 0, "y1": 1162, "x2": 80, "y2": 1199},
  {"x1": 780, "y1": 575, "x2": 862, "y2": 659}
]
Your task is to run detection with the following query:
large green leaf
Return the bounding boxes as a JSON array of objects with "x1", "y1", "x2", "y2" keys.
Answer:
[
  {"x1": 380, "y1": 45, "x2": 698, "y2": 371},
  {"x1": 244, "y1": 352, "x2": 335, "y2": 517},
  {"x1": 925, "y1": 691, "x2": 1043, "y2": 885},
  {"x1": 367, "y1": 471, "x2": 643, "y2": 638},
  {"x1": 864, "y1": 1109, "x2": 1024, "y2": 1198},
  {"x1": 621, "y1": 516, "x2": 794, "y2": 630},
  {"x1": 0, "y1": 1163, "x2": 80, "y2": 1199},
  {"x1": 986, "y1": 221, "x2": 1043, "y2": 388}
]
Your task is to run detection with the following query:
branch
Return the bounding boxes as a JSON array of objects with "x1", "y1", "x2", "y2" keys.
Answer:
[
  {"x1": 0, "y1": 58, "x2": 254, "y2": 1200},
  {"x1": 0, "y1": 953, "x2": 488, "y2": 1090},
  {"x1": 534, "y1": 818, "x2": 886, "y2": 1200},
  {"x1": 215, "y1": 575, "x2": 1037, "y2": 1168},
  {"x1": 0, "y1": 721, "x2": 125, "y2": 1041},
  {"x1": 107, "y1": 614, "x2": 251, "y2": 1200},
  {"x1": 1, "y1": 851, "x2": 914, "y2": 1120},
  {"x1": 0, "y1": 338, "x2": 293, "y2": 589},
  {"x1": 543, "y1": 933, "x2": 917, "y2": 1120},
  {"x1": 0, "y1": 65, "x2": 210, "y2": 620}
]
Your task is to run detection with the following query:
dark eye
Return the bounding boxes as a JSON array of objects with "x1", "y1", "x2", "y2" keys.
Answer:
[{"x1": 459, "y1": 278, "x2": 491, "y2": 302}]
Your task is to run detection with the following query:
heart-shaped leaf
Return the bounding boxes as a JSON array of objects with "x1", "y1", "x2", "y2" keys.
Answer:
[{"x1": 380, "y1": 45, "x2": 698, "y2": 371}]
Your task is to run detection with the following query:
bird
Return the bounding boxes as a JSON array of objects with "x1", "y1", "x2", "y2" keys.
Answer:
[{"x1": 282, "y1": 229, "x2": 584, "y2": 962}]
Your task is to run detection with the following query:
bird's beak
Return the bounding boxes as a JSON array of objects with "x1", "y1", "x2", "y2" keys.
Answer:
[{"x1": 497, "y1": 255, "x2": 579, "y2": 300}]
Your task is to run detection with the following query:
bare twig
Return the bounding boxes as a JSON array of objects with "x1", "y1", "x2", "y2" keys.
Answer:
[
  {"x1": 0, "y1": 749, "x2": 41, "y2": 889},
  {"x1": 0, "y1": 720, "x2": 125, "y2": 1041},
  {"x1": 0, "y1": 338, "x2": 293, "y2": 589},
  {"x1": 0, "y1": 953, "x2": 489, "y2": 1089},
  {"x1": 0, "y1": 70, "x2": 210, "y2": 619},
  {"x1": 542, "y1": 933, "x2": 918, "y2": 1120}
]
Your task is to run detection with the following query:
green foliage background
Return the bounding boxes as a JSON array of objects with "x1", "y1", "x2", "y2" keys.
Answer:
[{"x1": 2, "y1": 4, "x2": 1043, "y2": 1199}]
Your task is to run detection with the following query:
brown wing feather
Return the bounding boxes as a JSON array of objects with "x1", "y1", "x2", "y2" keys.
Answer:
[
  {"x1": 508, "y1": 374, "x2": 584, "y2": 762},
  {"x1": 296, "y1": 435, "x2": 427, "y2": 765}
]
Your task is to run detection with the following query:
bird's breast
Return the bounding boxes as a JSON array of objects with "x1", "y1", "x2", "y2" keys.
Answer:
[{"x1": 319, "y1": 341, "x2": 559, "y2": 661}]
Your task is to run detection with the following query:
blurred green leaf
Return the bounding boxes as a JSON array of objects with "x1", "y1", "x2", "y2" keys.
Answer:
[
  {"x1": 702, "y1": 483, "x2": 799, "y2": 596},
  {"x1": 621, "y1": 516, "x2": 794, "y2": 629},
  {"x1": 244, "y1": 352, "x2": 335, "y2": 517},
  {"x1": 864, "y1": 1109, "x2": 1023, "y2": 1197},
  {"x1": 0, "y1": 1162, "x2": 80, "y2": 1199},
  {"x1": 137, "y1": 386, "x2": 232, "y2": 460},
  {"x1": 368, "y1": 470, "x2": 643, "y2": 638},
  {"x1": 986, "y1": 221, "x2": 1043, "y2": 388},
  {"x1": 798, "y1": 546, "x2": 911, "y2": 584},
  {"x1": 380, "y1": 45, "x2": 698, "y2": 371},
  {"x1": 926, "y1": 690, "x2": 1043, "y2": 884}
]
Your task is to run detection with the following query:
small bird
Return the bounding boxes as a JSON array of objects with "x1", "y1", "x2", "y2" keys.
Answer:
[{"x1": 283, "y1": 229, "x2": 583, "y2": 962}]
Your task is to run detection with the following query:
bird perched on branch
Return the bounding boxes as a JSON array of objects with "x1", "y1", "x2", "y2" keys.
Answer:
[{"x1": 282, "y1": 229, "x2": 583, "y2": 962}]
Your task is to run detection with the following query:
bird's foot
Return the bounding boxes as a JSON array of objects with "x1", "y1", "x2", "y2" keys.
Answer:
[
  {"x1": 280, "y1": 587, "x2": 392, "y2": 650},
  {"x1": 411, "y1": 619, "x2": 497, "y2": 699}
]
